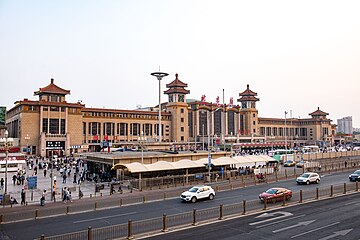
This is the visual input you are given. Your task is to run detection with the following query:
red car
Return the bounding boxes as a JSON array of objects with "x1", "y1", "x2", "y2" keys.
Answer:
[{"x1": 259, "y1": 187, "x2": 292, "y2": 203}]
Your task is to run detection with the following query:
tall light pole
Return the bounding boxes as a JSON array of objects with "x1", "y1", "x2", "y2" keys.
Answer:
[
  {"x1": 202, "y1": 124, "x2": 205, "y2": 150},
  {"x1": 4, "y1": 130, "x2": 9, "y2": 195},
  {"x1": 138, "y1": 131, "x2": 147, "y2": 164},
  {"x1": 207, "y1": 108, "x2": 221, "y2": 182},
  {"x1": 151, "y1": 72, "x2": 169, "y2": 143},
  {"x1": 284, "y1": 111, "x2": 288, "y2": 150},
  {"x1": 207, "y1": 111, "x2": 211, "y2": 182}
]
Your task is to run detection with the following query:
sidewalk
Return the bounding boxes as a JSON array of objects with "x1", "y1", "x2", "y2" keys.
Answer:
[{"x1": 0, "y1": 164, "x2": 118, "y2": 209}]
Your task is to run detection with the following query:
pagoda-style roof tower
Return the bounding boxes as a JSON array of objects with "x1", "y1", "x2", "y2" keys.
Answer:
[
  {"x1": 164, "y1": 73, "x2": 190, "y2": 95},
  {"x1": 34, "y1": 78, "x2": 70, "y2": 96},
  {"x1": 164, "y1": 73, "x2": 190, "y2": 142},
  {"x1": 309, "y1": 107, "x2": 329, "y2": 117},
  {"x1": 237, "y1": 84, "x2": 259, "y2": 102}
]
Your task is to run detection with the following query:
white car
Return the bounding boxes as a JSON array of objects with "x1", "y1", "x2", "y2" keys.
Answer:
[
  {"x1": 180, "y1": 185, "x2": 215, "y2": 203},
  {"x1": 296, "y1": 172, "x2": 320, "y2": 185}
]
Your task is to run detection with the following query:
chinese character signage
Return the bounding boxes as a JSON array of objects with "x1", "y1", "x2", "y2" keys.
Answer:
[
  {"x1": 46, "y1": 141, "x2": 65, "y2": 150},
  {"x1": 201, "y1": 94, "x2": 206, "y2": 102}
]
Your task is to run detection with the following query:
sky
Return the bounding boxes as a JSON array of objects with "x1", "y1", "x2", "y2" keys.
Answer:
[{"x1": 1, "y1": 0, "x2": 360, "y2": 127}]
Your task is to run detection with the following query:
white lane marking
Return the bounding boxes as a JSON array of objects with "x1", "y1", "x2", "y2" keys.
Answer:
[
  {"x1": 318, "y1": 229, "x2": 353, "y2": 240},
  {"x1": 272, "y1": 220, "x2": 316, "y2": 233},
  {"x1": 344, "y1": 201, "x2": 358, "y2": 206},
  {"x1": 73, "y1": 212, "x2": 137, "y2": 224},
  {"x1": 250, "y1": 211, "x2": 293, "y2": 225},
  {"x1": 256, "y1": 214, "x2": 306, "y2": 229},
  {"x1": 290, "y1": 222, "x2": 340, "y2": 238}
]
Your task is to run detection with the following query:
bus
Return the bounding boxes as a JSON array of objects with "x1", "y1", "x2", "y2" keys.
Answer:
[
  {"x1": 268, "y1": 149, "x2": 295, "y2": 163},
  {"x1": 0, "y1": 153, "x2": 27, "y2": 172}
]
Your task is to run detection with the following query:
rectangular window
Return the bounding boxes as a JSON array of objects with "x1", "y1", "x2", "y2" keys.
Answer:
[
  {"x1": 180, "y1": 108, "x2": 184, "y2": 113},
  {"x1": 42, "y1": 118, "x2": 48, "y2": 133},
  {"x1": 50, "y1": 95, "x2": 59, "y2": 102},
  {"x1": 118, "y1": 123, "x2": 127, "y2": 136},
  {"x1": 83, "y1": 122, "x2": 86, "y2": 135},
  {"x1": 199, "y1": 111, "x2": 208, "y2": 135},
  {"x1": 260, "y1": 127, "x2": 265, "y2": 135},
  {"x1": 60, "y1": 119, "x2": 65, "y2": 134},
  {"x1": 49, "y1": 119, "x2": 59, "y2": 134},
  {"x1": 227, "y1": 111, "x2": 235, "y2": 135},
  {"x1": 181, "y1": 118, "x2": 184, "y2": 123},
  {"x1": 103, "y1": 122, "x2": 115, "y2": 136},
  {"x1": 188, "y1": 112, "x2": 193, "y2": 137},
  {"x1": 144, "y1": 124, "x2": 152, "y2": 136},
  {"x1": 181, "y1": 127, "x2": 184, "y2": 132},
  {"x1": 50, "y1": 106, "x2": 59, "y2": 112},
  {"x1": 89, "y1": 122, "x2": 100, "y2": 135}
]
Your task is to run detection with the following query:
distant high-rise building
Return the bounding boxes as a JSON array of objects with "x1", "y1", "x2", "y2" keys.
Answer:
[{"x1": 337, "y1": 116, "x2": 353, "y2": 134}]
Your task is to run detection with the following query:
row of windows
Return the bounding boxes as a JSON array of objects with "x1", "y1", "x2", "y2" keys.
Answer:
[
  {"x1": 84, "y1": 122, "x2": 169, "y2": 136},
  {"x1": 259, "y1": 127, "x2": 311, "y2": 137},
  {"x1": 42, "y1": 106, "x2": 66, "y2": 112},
  {"x1": 42, "y1": 118, "x2": 66, "y2": 134},
  {"x1": 84, "y1": 111, "x2": 171, "y2": 120}
]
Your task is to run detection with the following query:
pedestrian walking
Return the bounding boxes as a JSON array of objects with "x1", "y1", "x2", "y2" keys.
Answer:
[
  {"x1": 44, "y1": 169, "x2": 47, "y2": 177},
  {"x1": 12, "y1": 175, "x2": 17, "y2": 185},
  {"x1": 0, "y1": 177, "x2": 4, "y2": 190},
  {"x1": 62, "y1": 174, "x2": 67, "y2": 183},
  {"x1": 21, "y1": 189, "x2": 26, "y2": 205},
  {"x1": 40, "y1": 190, "x2": 46, "y2": 206}
]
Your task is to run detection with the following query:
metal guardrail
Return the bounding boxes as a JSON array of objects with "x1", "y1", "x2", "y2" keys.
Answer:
[{"x1": 37, "y1": 181, "x2": 360, "y2": 240}]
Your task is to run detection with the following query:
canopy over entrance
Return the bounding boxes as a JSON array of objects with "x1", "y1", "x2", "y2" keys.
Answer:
[{"x1": 112, "y1": 155, "x2": 273, "y2": 173}]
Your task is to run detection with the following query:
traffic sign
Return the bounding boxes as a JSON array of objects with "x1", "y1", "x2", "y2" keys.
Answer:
[{"x1": 27, "y1": 176, "x2": 38, "y2": 189}]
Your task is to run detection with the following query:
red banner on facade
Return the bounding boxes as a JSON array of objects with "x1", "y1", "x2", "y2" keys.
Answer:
[
  {"x1": 104, "y1": 135, "x2": 108, "y2": 141},
  {"x1": 93, "y1": 135, "x2": 98, "y2": 140}
]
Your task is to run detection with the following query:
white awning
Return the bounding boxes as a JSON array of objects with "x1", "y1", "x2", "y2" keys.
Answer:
[{"x1": 112, "y1": 155, "x2": 271, "y2": 173}]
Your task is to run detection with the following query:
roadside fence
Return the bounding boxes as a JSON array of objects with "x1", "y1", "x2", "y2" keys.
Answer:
[{"x1": 38, "y1": 181, "x2": 360, "y2": 240}]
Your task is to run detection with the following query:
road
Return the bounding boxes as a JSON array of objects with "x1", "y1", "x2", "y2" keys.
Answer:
[
  {"x1": 146, "y1": 193, "x2": 359, "y2": 240},
  {"x1": 0, "y1": 169, "x2": 357, "y2": 239}
]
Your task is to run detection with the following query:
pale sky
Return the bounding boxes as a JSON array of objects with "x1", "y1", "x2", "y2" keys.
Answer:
[{"x1": 1, "y1": 0, "x2": 360, "y2": 127}]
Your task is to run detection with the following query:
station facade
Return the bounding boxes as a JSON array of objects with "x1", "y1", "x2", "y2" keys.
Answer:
[{"x1": 5, "y1": 74, "x2": 336, "y2": 157}]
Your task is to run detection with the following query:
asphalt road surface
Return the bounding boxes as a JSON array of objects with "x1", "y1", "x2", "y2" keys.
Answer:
[
  {"x1": 0, "y1": 170, "x2": 358, "y2": 239},
  {"x1": 145, "y1": 193, "x2": 360, "y2": 240}
]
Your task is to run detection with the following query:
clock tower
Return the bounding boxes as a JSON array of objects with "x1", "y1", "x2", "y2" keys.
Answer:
[
  {"x1": 237, "y1": 84, "x2": 259, "y2": 136},
  {"x1": 164, "y1": 73, "x2": 190, "y2": 142}
]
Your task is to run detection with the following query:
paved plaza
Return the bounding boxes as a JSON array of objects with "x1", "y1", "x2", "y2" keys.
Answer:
[{"x1": 0, "y1": 163, "x2": 115, "y2": 207}]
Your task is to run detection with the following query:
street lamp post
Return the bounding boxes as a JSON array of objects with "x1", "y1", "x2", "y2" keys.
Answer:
[
  {"x1": 151, "y1": 72, "x2": 169, "y2": 143},
  {"x1": 285, "y1": 111, "x2": 288, "y2": 162},
  {"x1": 138, "y1": 131, "x2": 147, "y2": 164},
  {"x1": 207, "y1": 112, "x2": 211, "y2": 182},
  {"x1": 138, "y1": 131, "x2": 147, "y2": 191},
  {"x1": 4, "y1": 130, "x2": 9, "y2": 195},
  {"x1": 284, "y1": 111, "x2": 288, "y2": 150},
  {"x1": 207, "y1": 108, "x2": 221, "y2": 182},
  {"x1": 202, "y1": 124, "x2": 205, "y2": 150}
]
